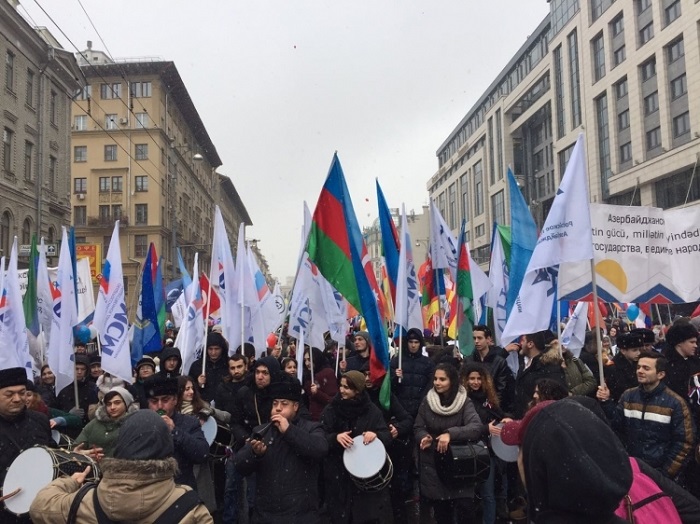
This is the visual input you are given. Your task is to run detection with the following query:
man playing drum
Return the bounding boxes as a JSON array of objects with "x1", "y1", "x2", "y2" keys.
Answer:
[{"x1": 0, "y1": 367, "x2": 52, "y2": 524}]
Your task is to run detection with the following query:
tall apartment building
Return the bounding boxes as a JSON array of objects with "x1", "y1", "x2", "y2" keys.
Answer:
[
  {"x1": 70, "y1": 44, "x2": 249, "y2": 317},
  {"x1": 429, "y1": 0, "x2": 700, "y2": 265},
  {"x1": 0, "y1": 1, "x2": 82, "y2": 261}
]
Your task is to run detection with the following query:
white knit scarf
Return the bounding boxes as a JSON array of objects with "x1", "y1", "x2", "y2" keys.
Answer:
[{"x1": 426, "y1": 385, "x2": 467, "y2": 416}]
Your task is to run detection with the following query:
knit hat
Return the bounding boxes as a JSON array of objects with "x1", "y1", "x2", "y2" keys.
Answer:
[
  {"x1": 89, "y1": 355, "x2": 102, "y2": 366},
  {"x1": 113, "y1": 409, "x2": 174, "y2": 460},
  {"x1": 74, "y1": 354, "x2": 90, "y2": 368},
  {"x1": 135, "y1": 356, "x2": 156, "y2": 372},
  {"x1": 268, "y1": 376, "x2": 302, "y2": 402},
  {"x1": 0, "y1": 368, "x2": 27, "y2": 390},
  {"x1": 343, "y1": 371, "x2": 366, "y2": 393},
  {"x1": 666, "y1": 324, "x2": 698, "y2": 349},
  {"x1": 406, "y1": 328, "x2": 425, "y2": 347},
  {"x1": 616, "y1": 332, "x2": 644, "y2": 350},
  {"x1": 630, "y1": 328, "x2": 655, "y2": 345},
  {"x1": 255, "y1": 356, "x2": 281, "y2": 376},
  {"x1": 521, "y1": 399, "x2": 632, "y2": 520},
  {"x1": 104, "y1": 386, "x2": 135, "y2": 408},
  {"x1": 354, "y1": 331, "x2": 371, "y2": 346},
  {"x1": 207, "y1": 331, "x2": 229, "y2": 353},
  {"x1": 501, "y1": 400, "x2": 555, "y2": 446},
  {"x1": 143, "y1": 375, "x2": 179, "y2": 398}
]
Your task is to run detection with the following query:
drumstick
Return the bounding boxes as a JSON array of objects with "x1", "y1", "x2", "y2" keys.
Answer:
[{"x1": 0, "y1": 487, "x2": 21, "y2": 503}]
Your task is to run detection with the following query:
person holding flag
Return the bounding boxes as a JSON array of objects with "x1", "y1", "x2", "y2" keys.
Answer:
[{"x1": 189, "y1": 331, "x2": 230, "y2": 402}]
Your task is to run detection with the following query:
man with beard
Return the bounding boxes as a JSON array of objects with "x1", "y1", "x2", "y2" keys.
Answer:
[{"x1": 0, "y1": 367, "x2": 52, "y2": 524}]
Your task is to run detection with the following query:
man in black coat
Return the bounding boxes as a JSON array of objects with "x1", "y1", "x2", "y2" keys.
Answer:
[
  {"x1": 340, "y1": 331, "x2": 372, "y2": 373},
  {"x1": 0, "y1": 367, "x2": 52, "y2": 523},
  {"x1": 604, "y1": 332, "x2": 642, "y2": 403},
  {"x1": 189, "y1": 331, "x2": 230, "y2": 402},
  {"x1": 464, "y1": 325, "x2": 515, "y2": 412},
  {"x1": 663, "y1": 323, "x2": 700, "y2": 399},
  {"x1": 235, "y1": 377, "x2": 328, "y2": 523},
  {"x1": 390, "y1": 328, "x2": 434, "y2": 417},
  {"x1": 157, "y1": 346, "x2": 182, "y2": 378},
  {"x1": 53, "y1": 354, "x2": 98, "y2": 437},
  {"x1": 144, "y1": 374, "x2": 208, "y2": 490}
]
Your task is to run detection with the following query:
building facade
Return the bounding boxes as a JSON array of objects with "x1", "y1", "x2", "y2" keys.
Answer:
[
  {"x1": 429, "y1": 0, "x2": 700, "y2": 265},
  {"x1": 70, "y1": 45, "x2": 240, "y2": 317},
  {"x1": 1, "y1": 2, "x2": 82, "y2": 262}
]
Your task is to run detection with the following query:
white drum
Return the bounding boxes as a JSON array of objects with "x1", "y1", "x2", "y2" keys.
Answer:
[
  {"x1": 201, "y1": 416, "x2": 217, "y2": 446},
  {"x1": 491, "y1": 424, "x2": 519, "y2": 463},
  {"x1": 3, "y1": 446, "x2": 100, "y2": 515},
  {"x1": 342, "y1": 435, "x2": 393, "y2": 491}
]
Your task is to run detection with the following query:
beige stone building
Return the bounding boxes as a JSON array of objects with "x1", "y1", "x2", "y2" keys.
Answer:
[
  {"x1": 70, "y1": 45, "x2": 249, "y2": 317},
  {"x1": 0, "y1": 1, "x2": 82, "y2": 262},
  {"x1": 429, "y1": 0, "x2": 700, "y2": 265}
]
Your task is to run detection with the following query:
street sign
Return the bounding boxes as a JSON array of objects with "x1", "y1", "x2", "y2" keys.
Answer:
[{"x1": 19, "y1": 244, "x2": 57, "y2": 256}]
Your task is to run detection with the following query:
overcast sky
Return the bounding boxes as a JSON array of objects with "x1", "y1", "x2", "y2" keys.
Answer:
[{"x1": 20, "y1": 0, "x2": 550, "y2": 282}]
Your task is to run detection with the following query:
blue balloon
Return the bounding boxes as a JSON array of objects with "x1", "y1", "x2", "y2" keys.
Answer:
[
  {"x1": 627, "y1": 304, "x2": 640, "y2": 322},
  {"x1": 75, "y1": 324, "x2": 91, "y2": 344}
]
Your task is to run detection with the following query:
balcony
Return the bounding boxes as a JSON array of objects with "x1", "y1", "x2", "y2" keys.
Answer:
[{"x1": 86, "y1": 216, "x2": 129, "y2": 227}]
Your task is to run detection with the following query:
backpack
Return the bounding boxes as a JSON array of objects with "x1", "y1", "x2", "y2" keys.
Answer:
[{"x1": 615, "y1": 457, "x2": 681, "y2": 524}]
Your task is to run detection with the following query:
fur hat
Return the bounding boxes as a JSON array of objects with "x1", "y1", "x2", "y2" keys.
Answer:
[
  {"x1": 143, "y1": 375, "x2": 178, "y2": 398},
  {"x1": 268, "y1": 376, "x2": 302, "y2": 402},
  {"x1": 666, "y1": 324, "x2": 698, "y2": 349},
  {"x1": 343, "y1": 371, "x2": 366, "y2": 393},
  {"x1": 630, "y1": 328, "x2": 655, "y2": 345},
  {"x1": 616, "y1": 332, "x2": 644, "y2": 350},
  {"x1": 114, "y1": 409, "x2": 174, "y2": 460},
  {"x1": 0, "y1": 368, "x2": 28, "y2": 390}
]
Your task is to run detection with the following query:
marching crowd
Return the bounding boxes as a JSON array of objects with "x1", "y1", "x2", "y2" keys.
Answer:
[{"x1": 1, "y1": 317, "x2": 700, "y2": 523}]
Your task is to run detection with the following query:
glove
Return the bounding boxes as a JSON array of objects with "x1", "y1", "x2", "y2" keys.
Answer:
[
  {"x1": 69, "y1": 407, "x2": 85, "y2": 418},
  {"x1": 199, "y1": 406, "x2": 214, "y2": 418}
]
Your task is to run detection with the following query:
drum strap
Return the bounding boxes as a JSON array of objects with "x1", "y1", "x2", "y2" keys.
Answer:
[{"x1": 91, "y1": 485, "x2": 202, "y2": 524}]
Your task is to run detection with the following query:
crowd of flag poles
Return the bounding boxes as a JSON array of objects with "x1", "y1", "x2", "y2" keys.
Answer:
[{"x1": 2, "y1": 133, "x2": 672, "y2": 408}]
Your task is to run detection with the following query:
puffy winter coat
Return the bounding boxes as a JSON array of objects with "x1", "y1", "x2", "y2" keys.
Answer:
[
  {"x1": 189, "y1": 356, "x2": 229, "y2": 402},
  {"x1": 74, "y1": 402, "x2": 139, "y2": 458},
  {"x1": 171, "y1": 411, "x2": 210, "y2": 489},
  {"x1": 29, "y1": 457, "x2": 212, "y2": 523},
  {"x1": 390, "y1": 350, "x2": 435, "y2": 416},
  {"x1": 663, "y1": 347, "x2": 700, "y2": 400},
  {"x1": 604, "y1": 352, "x2": 639, "y2": 403},
  {"x1": 464, "y1": 347, "x2": 515, "y2": 412},
  {"x1": 602, "y1": 382, "x2": 696, "y2": 479}
]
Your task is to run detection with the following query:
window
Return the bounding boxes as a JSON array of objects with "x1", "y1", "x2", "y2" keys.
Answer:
[
  {"x1": 99, "y1": 205, "x2": 110, "y2": 221},
  {"x1": 100, "y1": 83, "x2": 121, "y2": 99},
  {"x1": 568, "y1": 30, "x2": 582, "y2": 128},
  {"x1": 5, "y1": 51, "x2": 14, "y2": 91},
  {"x1": 491, "y1": 190, "x2": 505, "y2": 227},
  {"x1": 474, "y1": 161, "x2": 484, "y2": 216},
  {"x1": 3, "y1": 128, "x2": 14, "y2": 173},
  {"x1": 49, "y1": 91, "x2": 57, "y2": 125},
  {"x1": 76, "y1": 85, "x2": 91, "y2": 101},
  {"x1": 673, "y1": 112, "x2": 690, "y2": 138},
  {"x1": 135, "y1": 235, "x2": 148, "y2": 257},
  {"x1": 105, "y1": 114, "x2": 117, "y2": 130},
  {"x1": 638, "y1": 0, "x2": 651, "y2": 12},
  {"x1": 104, "y1": 144, "x2": 117, "y2": 161},
  {"x1": 611, "y1": 14, "x2": 624, "y2": 36},
  {"x1": 475, "y1": 224, "x2": 485, "y2": 238},
  {"x1": 21, "y1": 218, "x2": 31, "y2": 245},
  {"x1": 665, "y1": 0, "x2": 681, "y2": 26},
  {"x1": 99, "y1": 177, "x2": 110, "y2": 192},
  {"x1": 668, "y1": 39, "x2": 684, "y2": 63},
  {"x1": 74, "y1": 115, "x2": 87, "y2": 131},
  {"x1": 620, "y1": 142, "x2": 632, "y2": 163},
  {"x1": 25, "y1": 69, "x2": 34, "y2": 107},
  {"x1": 656, "y1": 167, "x2": 700, "y2": 208},
  {"x1": 74, "y1": 206, "x2": 87, "y2": 226},
  {"x1": 112, "y1": 205, "x2": 122, "y2": 221},
  {"x1": 135, "y1": 144, "x2": 148, "y2": 160},
  {"x1": 613, "y1": 46, "x2": 626, "y2": 67},
  {"x1": 74, "y1": 178, "x2": 87, "y2": 193},
  {"x1": 24, "y1": 141, "x2": 33, "y2": 181},
  {"x1": 618, "y1": 110, "x2": 630, "y2": 130},
  {"x1": 129, "y1": 81, "x2": 152, "y2": 98},
  {"x1": 644, "y1": 92, "x2": 658, "y2": 115},
  {"x1": 646, "y1": 126, "x2": 661, "y2": 150},
  {"x1": 615, "y1": 78, "x2": 628, "y2": 99},
  {"x1": 111, "y1": 176, "x2": 123, "y2": 192},
  {"x1": 135, "y1": 113, "x2": 149, "y2": 128},
  {"x1": 73, "y1": 145, "x2": 87, "y2": 162},
  {"x1": 592, "y1": 34, "x2": 606, "y2": 81},
  {"x1": 0, "y1": 212, "x2": 10, "y2": 256},
  {"x1": 48, "y1": 156, "x2": 56, "y2": 191},
  {"x1": 639, "y1": 23, "x2": 653, "y2": 46},
  {"x1": 670, "y1": 74, "x2": 687, "y2": 100},
  {"x1": 596, "y1": 94, "x2": 611, "y2": 196},
  {"x1": 591, "y1": 0, "x2": 604, "y2": 21},
  {"x1": 640, "y1": 58, "x2": 656, "y2": 81},
  {"x1": 136, "y1": 204, "x2": 148, "y2": 225},
  {"x1": 135, "y1": 175, "x2": 148, "y2": 192}
]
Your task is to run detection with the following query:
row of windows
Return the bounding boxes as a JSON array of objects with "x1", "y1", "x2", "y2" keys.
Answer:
[
  {"x1": 77, "y1": 81, "x2": 152, "y2": 101},
  {"x1": 73, "y1": 204, "x2": 149, "y2": 226},
  {"x1": 3, "y1": 128, "x2": 57, "y2": 189},
  {"x1": 73, "y1": 143, "x2": 149, "y2": 162},
  {"x1": 73, "y1": 113, "x2": 150, "y2": 131},
  {"x1": 74, "y1": 175, "x2": 149, "y2": 193},
  {"x1": 0, "y1": 212, "x2": 50, "y2": 256}
]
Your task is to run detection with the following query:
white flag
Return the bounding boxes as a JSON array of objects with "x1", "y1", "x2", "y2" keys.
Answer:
[
  {"x1": 176, "y1": 253, "x2": 205, "y2": 376},
  {"x1": 289, "y1": 253, "x2": 330, "y2": 350},
  {"x1": 560, "y1": 301, "x2": 589, "y2": 358},
  {"x1": 0, "y1": 240, "x2": 32, "y2": 378},
  {"x1": 210, "y1": 206, "x2": 238, "y2": 354},
  {"x1": 502, "y1": 134, "x2": 593, "y2": 342},
  {"x1": 487, "y1": 227, "x2": 509, "y2": 347},
  {"x1": 48, "y1": 227, "x2": 78, "y2": 394},
  {"x1": 37, "y1": 238, "x2": 53, "y2": 340},
  {"x1": 429, "y1": 202, "x2": 458, "y2": 280},
  {"x1": 395, "y1": 204, "x2": 423, "y2": 332},
  {"x1": 93, "y1": 222, "x2": 131, "y2": 384}
]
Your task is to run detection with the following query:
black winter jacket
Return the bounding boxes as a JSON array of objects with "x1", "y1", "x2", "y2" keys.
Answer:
[
  {"x1": 230, "y1": 379, "x2": 274, "y2": 450},
  {"x1": 604, "y1": 353, "x2": 639, "y2": 403},
  {"x1": 464, "y1": 347, "x2": 515, "y2": 412},
  {"x1": 189, "y1": 356, "x2": 229, "y2": 402},
  {"x1": 663, "y1": 347, "x2": 700, "y2": 400},
  {"x1": 171, "y1": 411, "x2": 210, "y2": 489},
  {"x1": 513, "y1": 350, "x2": 566, "y2": 418},
  {"x1": 390, "y1": 350, "x2": 435, "y2": 417}
]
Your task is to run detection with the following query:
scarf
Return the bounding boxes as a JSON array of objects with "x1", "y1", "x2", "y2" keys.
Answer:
[
  {"x1": 426, "y1": 385, "x2": 467, "y2": 416},
  {"x1": 330, "y1": 391, "x2": 370, "y2": 422},
  {"x1": 180, "y1": 400, "x2": 194, "y2": 415}
]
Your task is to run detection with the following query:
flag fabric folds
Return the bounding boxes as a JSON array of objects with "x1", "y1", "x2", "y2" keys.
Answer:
[
  {"x1": 307, "y1": 154, "x2": 391, "y2": 407},
  {"x1": 560, "y1": 301, "x2": 589, "y2": 358},
  {"x1": 37, "y1": 238, "x2": 53, "y2": 341},
  {"x1": 175, "y1": 253, "x2": 205, "y2": 375},
  {"x1": 394, "y1": 204, "x2": 423, "y2": 334},
  {"x1": 0, "y1": 239, "x2": 32, "y2": 378},
  {"x1": 486, "y1": 224, "x2": 511, "y2": 346},
  {"x1": 376, "y1": 179, "x2": 400, "y2": 305},
  {"x1": 23, "y1": 235, "x2": 39, "y2": 337},
  {"x1": 210, "y1": 206, "x2": 239, "y2": 355},
  {"x1": 502, "y1": 134, "x2": 593, "y2": 342},
  {"x1": 93, "y1": 222, "x2": 132, "y2": 384},
  {"x1": 429, "y1": 202, "x2": 458, "y2": 279},
  {"x1": 132, "y1": 243, "x2": 163, "y2": 362}
]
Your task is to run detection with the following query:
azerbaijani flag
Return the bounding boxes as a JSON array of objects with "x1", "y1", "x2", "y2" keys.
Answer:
[
  {"x1": 376, "y1": 179, "x2": 400, "y2": 305},
  {"x1": 307, "y1": 154, "x2": 391, "y2": 408},
  {"x1": 455, "y1": 220, "x2": 476, "y2": 357}
]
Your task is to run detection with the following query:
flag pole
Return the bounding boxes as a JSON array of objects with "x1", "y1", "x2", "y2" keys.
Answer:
[
  {"x1": 654, "y1": 303, "x2": 662, "y2": 326},
  {"x1": 397, "y1": 331, "x2": 403, "y2": 384},
  {"x1": 309, "y1": 344, "x2": 314, "y2": 385},
  {"x1": 73, "y1": 360, "x2": 80, "y2": 411},
  {"x1": 590, "y1": 260, "x2": 605, "y2": 386}
]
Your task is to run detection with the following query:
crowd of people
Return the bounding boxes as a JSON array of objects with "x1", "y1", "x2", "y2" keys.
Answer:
[{"x1": 1, "y1": 315, "x2": 700, "y2": 523}]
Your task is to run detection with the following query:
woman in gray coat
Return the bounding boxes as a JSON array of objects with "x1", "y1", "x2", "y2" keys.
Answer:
[{"x1": 414, "y1": 362, "x2": 481, "y2": 523}]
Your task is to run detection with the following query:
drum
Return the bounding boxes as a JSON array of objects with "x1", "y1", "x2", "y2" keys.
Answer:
[
  {"x1": 342, "y1": 435, "x2": 393, "y2": 492},
  {"x1": 210, "y1": 424, "x2": 233, "y2": 460},
  {"x1": 3, "y1": 446, "x2": 101, "y2": 515},
  {"x1": 51, "y1": 429, "x2": 75, "y2": 450},
  {"x1": 201, "y1": 416, "x2": 217, "y2": 446}
]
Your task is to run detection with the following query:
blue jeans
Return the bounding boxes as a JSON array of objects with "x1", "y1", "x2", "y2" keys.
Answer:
[
  {"x1": 480, "y1": 456, "x2": 507, "y2": 524},
  {"x1": 223, "y1": 457, "x2": 256, "y2": 524}
]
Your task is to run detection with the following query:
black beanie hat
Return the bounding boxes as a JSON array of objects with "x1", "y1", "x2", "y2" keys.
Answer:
[
  {"x1": 406, "y1": 328, "x2": 424, "y2": 346},
  {"x1": 522, "y1": 399, "x2": 632, "y2": 520},
  {"x1": 343, "y1": 371, "x2": 366, "y2": 393},
  {"x1": 0, "y1": 368, "x2": 28, "y2": 389},
  {"x1": 114, "y1": 409, "x2": 174, "y2": 460},
  {"x1": 207, "y1": 331, "x2": 229, "y2": 353},
  {"x1": 74, "y1": 354, "x2": 90, "y2": 368},
  {"x1": 666, "y1": 324, "x2": 698, "y2": 349},
  {"x1": 143, "y1": 375, "x2": 179, "y2": 398}
]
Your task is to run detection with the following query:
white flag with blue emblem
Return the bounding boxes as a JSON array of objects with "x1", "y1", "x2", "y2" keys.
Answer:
[
  {"x1": 502, "y1": 134, "x2": 593, "y2": 342},
  {"x1": 560, "y1": 301, "x2": 589, "y2": 357}
]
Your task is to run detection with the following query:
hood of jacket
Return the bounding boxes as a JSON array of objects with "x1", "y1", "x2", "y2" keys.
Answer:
[
  {"x1": 538, "y1": 347, "x2": 564, "y2": 367},
  {"x1": 94, "y1": 401, "x2": 140, "y2": 423}
]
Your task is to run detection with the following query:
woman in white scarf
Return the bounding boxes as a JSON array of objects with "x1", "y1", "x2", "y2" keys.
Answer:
[{"x1": 414, "y1": 362, "x2": 482, "y2": 523}]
